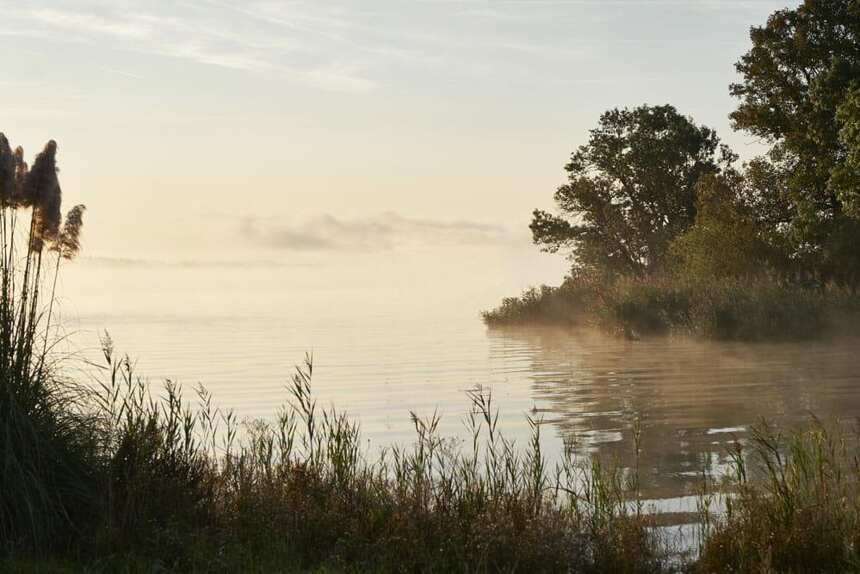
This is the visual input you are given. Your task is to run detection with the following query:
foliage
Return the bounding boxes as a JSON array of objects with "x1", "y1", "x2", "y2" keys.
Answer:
[
  {"x1": 530, "y1": 105, "x2": 735, "y2": 277},
  {"x1": 511, "y1": 3, "x2": 860, "y2": 336},
  {"x1": 730, "y1": 0, "x2": 860, "y2": 286},
  {"x1": 481, "y1": 274, "x2": 596, "y2": 327},
  {"x1": 669, "y1": 174, "x2": 782, "y2": 282},
  {"x1": 696, "y1": 420, "x2": 860, "y2": 573},
  {"x1": 484, "y1": 274, "x2": 831, "y2": 341}
]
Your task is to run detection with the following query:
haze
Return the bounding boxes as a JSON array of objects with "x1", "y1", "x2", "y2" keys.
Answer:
[{"x1": 2, "y1": 0, "x2": 783, "y2": 276}]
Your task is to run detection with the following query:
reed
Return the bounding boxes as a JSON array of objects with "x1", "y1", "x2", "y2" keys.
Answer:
[
  {"x1": 483, "y1": 274, "x2": 836, "y2": 341},
  {"x1": 695, "y1": 419, "x2": 860, "y2": 573},
  {"x1": 0, "y1": 135, "x2": 90, "y2": 554},
  {"x1": 481, "y1": 278, "x2": 594, "y2": 328},
  {"x1": 75, "y1": 348, "x2": 669, "y2": 572}
]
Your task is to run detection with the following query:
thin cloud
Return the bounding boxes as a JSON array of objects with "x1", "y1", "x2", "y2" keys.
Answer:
[
  {"x1": 241, "y1": 212, "x2": 513, "y2": 252},
  {"x1": 26, "y1": 8, "x2": 150, "y2": 39},
  {"x1": 5, "y1": 2, "x2": 375, "y2": 92},
  {"x1": 81, "y1": 256, "x2": 317, "y2": 269},
  {"x1": 100, "y1": 66, "x2": 145, "y2": 80}
]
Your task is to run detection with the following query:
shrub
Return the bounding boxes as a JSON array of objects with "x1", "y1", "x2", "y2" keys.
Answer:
[
  {"x1": 485, "y1": 274, "x2": 834, "y2": 341},
  {"x1": 481, "y1": 275, "x2": 596, "y2": 328}
]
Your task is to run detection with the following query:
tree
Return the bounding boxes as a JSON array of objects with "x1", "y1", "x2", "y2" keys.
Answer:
[
  {"x1": 730, "y1": 0, "x2": 860, "y2": 239},
  {"x1": 530, "y1": 104, "x2": 736, "y2": 277},
  {"x1": 670, "y1": 174, "x2": 778, "y2": 281},
  {"x1": 834, "y1": 86, "x2": 860, "y2": 211}
]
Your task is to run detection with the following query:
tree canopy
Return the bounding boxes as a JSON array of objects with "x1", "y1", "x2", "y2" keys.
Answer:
[
  {"x1": 730, "y1": 0, "x2": 860, "y2": 232},
  {"x1": 530, "y1": 105, "x2": 735, "y2": 277}
]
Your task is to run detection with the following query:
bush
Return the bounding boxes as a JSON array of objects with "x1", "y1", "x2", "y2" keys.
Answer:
[
  {"x1": 481, "y1": 278, "x2": 595, "y2": 328},
  {"x1": 485, "y1": 274, "x2": 836, "y2": 341}
]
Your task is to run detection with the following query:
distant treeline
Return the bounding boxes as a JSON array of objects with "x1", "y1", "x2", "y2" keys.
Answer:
[{"x1": 486, "y1": 1, "x2": 860, "y2": 339}]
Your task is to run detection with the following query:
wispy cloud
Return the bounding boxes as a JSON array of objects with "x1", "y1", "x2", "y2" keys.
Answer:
[
  {"x1": 82, "y1": 256, "x2": 317, "y2": 269},
  {"x1": 100, "y1": 66, "x2": 145, "y2": 80},
  {"x1": 3, "y1": 0, "x2": 609, "y2": 94},
  {"x1": 241, "y1": 212, "x2": 513, "y2": 252},
  {"x1": 26, "y1": 8, "x2": 150, "y2": 39},
  {"x1": 4, "y1": 2, "x2": 375, "y2": 92}
]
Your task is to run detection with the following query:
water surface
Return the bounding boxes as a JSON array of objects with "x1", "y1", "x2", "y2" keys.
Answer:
[{"x1": 56, "y1": 260, "x2": 860, "y2": 508}]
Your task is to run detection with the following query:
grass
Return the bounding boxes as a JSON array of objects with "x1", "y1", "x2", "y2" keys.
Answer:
[
  {"x1": 12, "y1": 351, "x2": 860, "y2": 573},
  {"x1": 694, "y1": 419, "x2": 860, "y2": 573},
  {"x1": 8, "y1": 295, "x2": 860, "y2": 572},
  {"x1": 483, "y1": 273, "x2": 845, "y2": 341},
  {"x1": 6, "y1": 345, "x2": 671, "y2": 573},
  {"x1": 5, "y1": 261, "x2": 860, "y2": 573},
  {"x1": 2, "y1": 136, "x2": 669, "y2": 572}
]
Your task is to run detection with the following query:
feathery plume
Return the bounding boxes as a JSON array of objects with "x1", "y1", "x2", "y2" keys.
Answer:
[
  {"x1": 0, "y1": 134, "x2": 14, "y2": 207},
  {"x1": 25, "y1": 140, "x2": 62, "y2": 247},
  {"x1": 54, "y1": 205, "x2": 86, "y2": 259},
  {"x1": 12, "y1": 146, "x2": 28, "y2": 207}
]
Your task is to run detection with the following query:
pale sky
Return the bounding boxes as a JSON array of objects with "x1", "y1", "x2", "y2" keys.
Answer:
[{"x1": 1, "y1": 0, "x2": 789, "y2": 268}]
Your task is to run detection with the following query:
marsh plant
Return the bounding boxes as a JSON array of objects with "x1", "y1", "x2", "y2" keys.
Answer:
[
  {"x1": 0, "y1": 134, "x2": 87, "y2": 552},
  {"x1": 78, "y1": 347, "x2": 667, "y2": 572},
  {"x1": 695, "y1": 419, "x2": 860, "y2": 573}
]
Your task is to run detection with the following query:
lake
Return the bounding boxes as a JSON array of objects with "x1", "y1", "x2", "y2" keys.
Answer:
[{"x1": 54, "y1": 254, "x2": 860, "y2": 522}]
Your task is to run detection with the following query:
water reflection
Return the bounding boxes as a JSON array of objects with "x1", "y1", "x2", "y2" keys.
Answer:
[{"x1": 488, "y1": 327, "x2": 860, "y2": 498}]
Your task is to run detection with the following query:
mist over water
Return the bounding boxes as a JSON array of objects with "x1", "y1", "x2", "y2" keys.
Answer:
[{"x1": 54, "y1": 252, "x2": 860, "y2": 507}]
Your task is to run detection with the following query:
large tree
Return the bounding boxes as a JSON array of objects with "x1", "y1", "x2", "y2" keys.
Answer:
[
  {"x1": 530, "y1": 104, "x2": 735, "y2": 277},
  {"x1": 730, "y1": 0, "x2": 860, "y2": 244}
]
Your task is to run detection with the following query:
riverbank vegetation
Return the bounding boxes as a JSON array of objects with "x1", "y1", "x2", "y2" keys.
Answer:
[
  {"x1": 8, "y1": 345, "x2": 675, "y2": 573},
  {"x1": 1, "y1": 136, "x2": 859, "y2": 573},
  {"x1": 0, "y1": 135, "x2": 663, "y2": 571},
  {"x1": 4, "y1": 139, "x2": 860, "y2": 573},
  {"x1": 486, "y1": 0, "x2": 860, "y2": 340},
  {"x1": 7, "y1": 0, "x2": 860, "y2": 571},
  {"x1": 695, "y1": 420, "x2": 860, "y2": 573}
]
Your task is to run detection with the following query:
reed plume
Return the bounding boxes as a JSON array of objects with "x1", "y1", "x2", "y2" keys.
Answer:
[
  {"x1": 11, "y1": 146, "x2": 28, "y2": 207},
  {"x1": 24, "y1": 140, "x2": 62, "y2": 250},
  {"x1": 54, "y1": 205, "x2": 86, "y2": 260},
  {"x1": 0, "y1": 135, "x2": 14, "y2": 207}
]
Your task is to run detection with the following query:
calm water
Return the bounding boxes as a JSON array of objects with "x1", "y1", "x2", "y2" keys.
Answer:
[{"x1": 54, "y1": 258, "x2": 860, "y2": 514}]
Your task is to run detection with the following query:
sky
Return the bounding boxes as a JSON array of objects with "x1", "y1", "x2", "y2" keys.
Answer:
[{"x1": 0, "y1": 0, "x2": 791, "y2": 278}]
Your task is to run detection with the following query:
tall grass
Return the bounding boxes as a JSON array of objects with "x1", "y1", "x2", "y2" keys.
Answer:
[
  {"x1": 0, "y1": 136, "x2": 90, "y2": 554},
  {"x1": 483, "y1": 274, "x2": 836, "y2": 340},
  {"x1": 0, "y1": 134, "x2": 671, "y2": 571},
  {"x1": 71, "y1": 347, "x2": 668, "y2": 572},
  {"x1": 695, "y1": 419, "x2": 860, "y2": 573}
]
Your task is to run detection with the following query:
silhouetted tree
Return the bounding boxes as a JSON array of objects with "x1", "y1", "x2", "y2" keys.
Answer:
[{"x1": 530, "y1": 104, "x2": 735, "y2": 277}]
